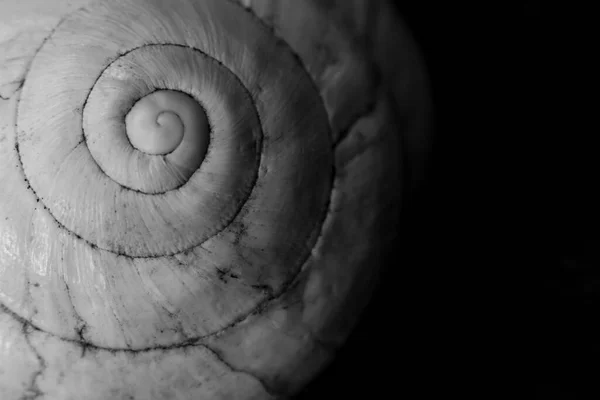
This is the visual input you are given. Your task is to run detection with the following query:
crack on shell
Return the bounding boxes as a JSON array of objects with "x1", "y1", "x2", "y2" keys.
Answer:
[
  {"x1": 62, "y1": 278, "x2": 90, "y2": 355},
  {"x1": 2, "y1": 302, "x2": 280, "y2": 399},
  {"x1": 0, "y1": 79, "x2": 24, "y2": 100},
  {"x1": 19, "y1": 324, "x2": 47, "y2": 400},
  {"x1": 201, "y1": 342, "x2": 281, "y2": 398},
  {"x1": 215, "y1": 267, "x2": 241, "y2": 284}
]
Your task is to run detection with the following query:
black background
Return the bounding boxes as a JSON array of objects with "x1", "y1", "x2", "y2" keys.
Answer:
[{"x1": 293, "y1": 1, "x2": 552, "y2": 399}]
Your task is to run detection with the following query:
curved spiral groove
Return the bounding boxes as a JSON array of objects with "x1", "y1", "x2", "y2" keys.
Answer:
[
  {"x1": 9, "y1": 0, "x2": 333, "y2": 349},
  {"x1": 1, "y1": 0, "x2": 431, "y2": 398}
]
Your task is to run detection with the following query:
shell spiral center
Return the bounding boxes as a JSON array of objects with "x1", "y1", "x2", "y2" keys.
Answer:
[{"x1": 125, "y1": 90, "x2": 209, "y2": 157}]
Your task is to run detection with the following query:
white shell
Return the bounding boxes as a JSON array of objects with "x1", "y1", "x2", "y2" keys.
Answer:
[{"x1": 0, "y1": 0, "x2": 432, "y2": 398}]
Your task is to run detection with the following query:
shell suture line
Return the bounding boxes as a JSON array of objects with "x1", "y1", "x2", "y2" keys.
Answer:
[{"x1": 15, "y1": 43, "x2": 267, "y2": 258}]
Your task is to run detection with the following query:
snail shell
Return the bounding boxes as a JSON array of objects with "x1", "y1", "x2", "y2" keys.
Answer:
[{"x1": 0, "y1": 0, "x2": 431, "y2": 399}]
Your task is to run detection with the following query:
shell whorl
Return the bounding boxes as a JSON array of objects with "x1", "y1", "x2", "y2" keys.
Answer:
[
  {"x1": 0, "y1": 0, "x2": 430, "y2": 398},
  {"x1": 8, "y1": 0, "x2": 332, "y2": 349}
]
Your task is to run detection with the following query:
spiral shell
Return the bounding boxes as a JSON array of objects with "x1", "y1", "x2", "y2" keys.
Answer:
[{"x1": 0, "y1": 0, "x2": 431, "y2": 399}]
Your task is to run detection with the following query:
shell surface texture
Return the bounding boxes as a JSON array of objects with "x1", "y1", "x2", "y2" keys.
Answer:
[{"x1": 0, "y1": 0, "x2": 431, "y2": 399}]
